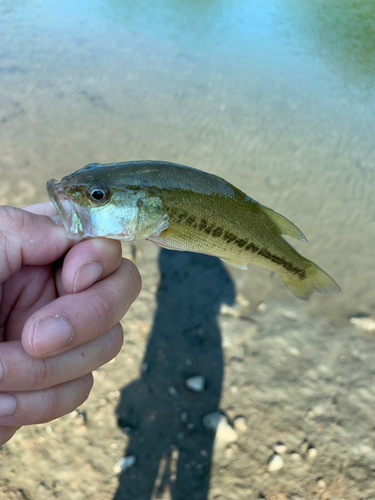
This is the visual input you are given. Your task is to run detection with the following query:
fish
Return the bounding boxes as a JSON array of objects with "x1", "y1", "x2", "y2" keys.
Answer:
[{"x1": 47, "y1": 160, "x2": 340, "y2": 300}]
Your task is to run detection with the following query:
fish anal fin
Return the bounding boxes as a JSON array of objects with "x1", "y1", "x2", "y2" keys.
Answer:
[
  {"x1": 220, "y1": 258, "x2": 248, "y2": 270},
  {"x1": 260, "y1": 206, "x2": 307, "y2": 242}
]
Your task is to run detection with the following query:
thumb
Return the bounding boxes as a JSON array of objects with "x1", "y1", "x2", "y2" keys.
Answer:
[{"x1": 0, "y1": 206, "x2": 72, "y2": 283}]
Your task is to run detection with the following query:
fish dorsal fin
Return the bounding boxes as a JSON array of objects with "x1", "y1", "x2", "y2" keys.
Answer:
[
  {"x1": 260, "y1": 206, "x2": 307, "y2": 242},
  {"x1": 220, "y1": 258, "x2": 248, "y2": 270}
]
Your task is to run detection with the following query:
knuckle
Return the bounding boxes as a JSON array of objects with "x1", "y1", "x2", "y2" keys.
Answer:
[
  {"x1": 32, "y1": 357, "x2": 50, "y2": 389},
  {"x1": 0, "y1": 207, "x2": 30, "y2": 280},
  {"x1": 39, "y1": 387, "x2": 61, "y2": 423},
  {"x1": 32, "y1": 357, "x2": 60, "y2": 390},
  {"x1": 90, "y1": 293, "x2": 112, "y2": 333}
]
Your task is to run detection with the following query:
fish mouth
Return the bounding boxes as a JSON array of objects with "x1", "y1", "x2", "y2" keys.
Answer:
[{"x1": 47, "y1": 179, "x2": 92, "y2": 239}]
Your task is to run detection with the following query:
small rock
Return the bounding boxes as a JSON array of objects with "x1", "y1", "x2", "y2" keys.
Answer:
[
  {"x1": 168, "y1": 386, "x2": 178, "y2": 397},
  {"x1": 290, "y1": 452, "x2": 302, "y2": 461},
  {"x1": 185, "y1": 375, "x2": 205, "y2": 393},
  {"x1": 220, "y1": 303, "x2": 241, "y2": 318},
  {"x1": 180, "y1": 411, "x2": 189, "y2": 424},
  {"x1": 202, "y1": 412, "x2": 223, "y2": 432},
  {"x1": 300, "y1": 440, "x2": 309, "y2": 454},
  {"x1": 237, "y1": 293, "x2": 250, "y2": 308},
  {"x1": 279, "y1": 308, "x2": 297, "y2": 320},
  {"x1": 202, "y1": 412, "x2": 238, "y2": 447},
  {"x1": 113, "y1": 455, "x2": 136, "y2": 473},
  {"x1": 307, "y1": 447, "x2": 318, "y2": 460},
  {"x1": 233, "y1": 416, "x2": 247, "y2": 432},
  {"x1": 272, "y1": 442, "x2": 288, "y2": 454},
  {"x1": 350, "y1": 314, "x2": 375, "y2": 333},
  {"x1": 257, "y1": 301, "x2": 267, "y2": 312},
  {"x1": 268, "y1": 453, "x2": 284, "y2": 472}
]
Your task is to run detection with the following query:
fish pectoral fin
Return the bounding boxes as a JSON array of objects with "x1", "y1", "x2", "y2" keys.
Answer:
[
  {"x1": 260, "y1": 206, "x2": 307, "y2": 242},
  {"x1": 220, "y1": 258, "x2": 248, "y2": 270}
]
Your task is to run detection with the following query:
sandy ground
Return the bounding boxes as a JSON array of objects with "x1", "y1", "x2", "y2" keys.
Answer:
[{"x1": 1, "y1": 241, "x2": 374, "y2": 500}]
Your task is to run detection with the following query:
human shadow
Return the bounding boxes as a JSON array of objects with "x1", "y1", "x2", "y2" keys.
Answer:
[{"x1": 113, "y1": 249, "x2": 235, "y2": 500}]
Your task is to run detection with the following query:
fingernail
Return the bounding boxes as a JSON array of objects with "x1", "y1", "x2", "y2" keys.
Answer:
[
  {"x1": 0, "y1": 394, "x2": 16, "y2": 417},
  {"x1": 74, "y1": 262, "x2": 102, "y2": 293},
  {"x1": 33, "y1": 316, "x2": 74, "y2": 357}
]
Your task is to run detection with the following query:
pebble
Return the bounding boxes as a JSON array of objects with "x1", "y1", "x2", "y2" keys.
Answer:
[
  {"x1": 233, "y1": 416, "x2": 247, "y2": 432},
  {"x1": 168, "y1": 386, "x2": 179, "y2": 397},
  {"x1": 307, "y1": 447, "x2": 318, "y2": 459},
  {"x1": 350, "y1": 315, "x2": 375, "y2": 333},
  {"x1": 185, "y1": 375, "x2": 205, "y2": 393},
  {"x1": 290, "y1": 452, "x2": 302, "y2": 461},
  {"x1": 220, "y1": 303, "x2": 241, "y2": 318},
  {"x1": 202, "y1": 412, "x2": 238, "y2": 447},
  {"x1": 272, "y1": 442, "x2": 288, "y2": 454},
  {"x1": 180, "y1": 411, "x2": 189, "y2": 424},
  {"x1": 268, "y1": 453, "x2": 284, "y2": 472},
  {"x1": 113, "y1": 455, "x2": 136, "y2": 473}
]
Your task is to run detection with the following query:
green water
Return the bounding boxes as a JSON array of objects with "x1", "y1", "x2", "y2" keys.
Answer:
[{"x1": 1, "y1": 0, "x2": 374, "y2": 324}]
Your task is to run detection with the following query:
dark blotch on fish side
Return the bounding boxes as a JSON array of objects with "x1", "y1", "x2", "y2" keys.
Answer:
[
  {"x1": 177, "y1": 211, "x2": 188, "y2": 222},
  {"x1": 186, "y1": 215, "x2": 196, "y2": 225},
  {"x1": 223, "y1": 231, "x2": 237, "y2": 244},
  {"x1": 211, "y1": 227, "x2": 223, "y2": 237},
  {"x1": 235, "y1": 238, "x2": 247, "y2": 248},
  {"x1": 199, "y1": 219, "x2": 208, "y2": 231}
]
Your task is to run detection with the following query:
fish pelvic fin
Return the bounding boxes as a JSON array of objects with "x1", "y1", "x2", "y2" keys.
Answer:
[
  {"x1": 220, "y1": 258, "x2": 248, "y2": 270},
  {"x1": 260, "y1": 206, "x2": 307, "y2": 242},
  {"x1": 282, "y1": 261, "x2": 340, "y2": 300}
]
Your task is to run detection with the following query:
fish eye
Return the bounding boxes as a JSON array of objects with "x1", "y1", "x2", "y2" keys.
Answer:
[{"x1": 87, "y1": 185, "x2": 110, "y2": 204}]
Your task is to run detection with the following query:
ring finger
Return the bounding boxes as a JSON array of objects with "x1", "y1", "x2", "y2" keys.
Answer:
[{"x1": 0, "y1": 373, "x2": 93, "y2": 427}]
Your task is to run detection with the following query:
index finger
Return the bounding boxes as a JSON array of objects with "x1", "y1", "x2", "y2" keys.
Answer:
[
  {"x1": 0, "y1": 206, "x2": 72, "y2": 283},
  {"x1": 22, "y1": 201, "x2": 59, "y2": 217}
]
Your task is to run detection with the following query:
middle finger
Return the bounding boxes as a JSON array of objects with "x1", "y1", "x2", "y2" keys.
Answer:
[{"x1": 22, "y1": 258, "x2": 141, "y2": 358}]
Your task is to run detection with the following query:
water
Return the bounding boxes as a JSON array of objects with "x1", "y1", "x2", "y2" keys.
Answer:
[{"x1": 1, "y1": 0, "x2": 374, "y2": 324}]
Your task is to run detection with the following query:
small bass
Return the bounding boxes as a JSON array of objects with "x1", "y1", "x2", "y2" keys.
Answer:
[{"x1": 47, "y1": 161, "x2": 340, "y2": 300}]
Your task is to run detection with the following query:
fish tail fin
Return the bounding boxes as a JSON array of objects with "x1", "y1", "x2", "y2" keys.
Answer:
[{"x1": 282, "y1": 261, "x2": 340, "y2": 300}]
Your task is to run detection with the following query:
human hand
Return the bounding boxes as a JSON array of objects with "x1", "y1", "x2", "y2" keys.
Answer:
[{"x1": 0, "y1": 203, "x2": 141, "y2": 445}]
